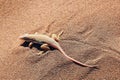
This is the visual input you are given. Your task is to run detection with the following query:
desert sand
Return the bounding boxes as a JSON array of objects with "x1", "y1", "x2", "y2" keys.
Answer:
[{"x1": 0, "y1": 0, "x2": 120, "y2": 80}]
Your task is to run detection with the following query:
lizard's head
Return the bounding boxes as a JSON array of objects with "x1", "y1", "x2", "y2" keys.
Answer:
[{"x1": 19, "y1": 34, "x2": 35, "y2": 41}]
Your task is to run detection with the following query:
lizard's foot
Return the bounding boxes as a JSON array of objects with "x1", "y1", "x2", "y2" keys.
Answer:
[
  {"x1": 41, "y1": 43, "x2": 50, "y2": 50},
  {"x1": 36, "y1": 51, "x2": 45, "y2": 55},
  {"x1": 51, "y1": 30, "x2": 64, "y2": 42},
  {"x1": 51, "y1": 34, "x2": 59, "y2": 42}
]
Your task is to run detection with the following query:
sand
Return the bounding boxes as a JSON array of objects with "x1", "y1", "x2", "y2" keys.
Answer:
[{"x1": 0, "y1": 0, "x2": 120, "y2": 80}]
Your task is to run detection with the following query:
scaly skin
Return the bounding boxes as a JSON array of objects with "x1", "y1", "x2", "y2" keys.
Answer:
[{"x1": 19, "y1": 33, "x2": 97, "y2": 68}]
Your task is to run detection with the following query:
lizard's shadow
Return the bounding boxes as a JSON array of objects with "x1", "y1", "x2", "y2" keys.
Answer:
[
  {"x1": 20, "y1": 41, "x2": 55, "y2": 50},
  {"x1": 20, "y1": 41, "x2": 56, "y2": 63}
]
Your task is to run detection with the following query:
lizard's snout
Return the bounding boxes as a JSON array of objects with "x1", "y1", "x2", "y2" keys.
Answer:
[
  {"x1": 19, "y1": 34, "x2": 29, "y2": 39},
  {"x1": 19, "y1": 36, "x2": 24, "y2": 39}
]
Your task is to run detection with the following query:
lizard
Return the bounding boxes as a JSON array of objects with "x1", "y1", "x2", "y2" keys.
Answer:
[{"x1": 19, "y1": 32, "x2": 97, "y2": 68}]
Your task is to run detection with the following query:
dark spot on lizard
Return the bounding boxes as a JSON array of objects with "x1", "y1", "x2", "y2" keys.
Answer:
[{"x1": 20, "y1": 41, "x2": 55, "y2": 51}]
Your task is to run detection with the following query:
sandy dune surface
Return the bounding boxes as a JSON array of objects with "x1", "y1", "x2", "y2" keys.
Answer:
[{"x1": 0, "y1": 0, "x2": 120, "y2": 80}]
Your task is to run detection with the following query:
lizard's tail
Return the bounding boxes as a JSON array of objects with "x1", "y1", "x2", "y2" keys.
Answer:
[{"x1": 58, "y1": 47, "x2": 97, "y2": 68}]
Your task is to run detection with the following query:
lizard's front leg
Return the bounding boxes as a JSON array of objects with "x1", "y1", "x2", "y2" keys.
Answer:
[
  {"x1": 41, "y1": 43, "x2": 50, "y2": 50},
  {"x1": 28, "y1": 42, "x2": 33, "y2": 48}
]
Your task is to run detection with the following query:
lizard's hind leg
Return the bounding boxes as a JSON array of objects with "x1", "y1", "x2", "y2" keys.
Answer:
[
  {"x1": 51, "y1": 30, "x2": 64, "y2": 42},
  {"x1": 36, "y1": 44, "x2": 50, "y2": 55},
  {"x1": 41, "y1": 44, "x2": 50, "y2": 51}
]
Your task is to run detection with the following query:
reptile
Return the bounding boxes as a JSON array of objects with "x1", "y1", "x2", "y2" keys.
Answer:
[{"x1": 19, "y1": 32, "x2": 97, "y2": 68}]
